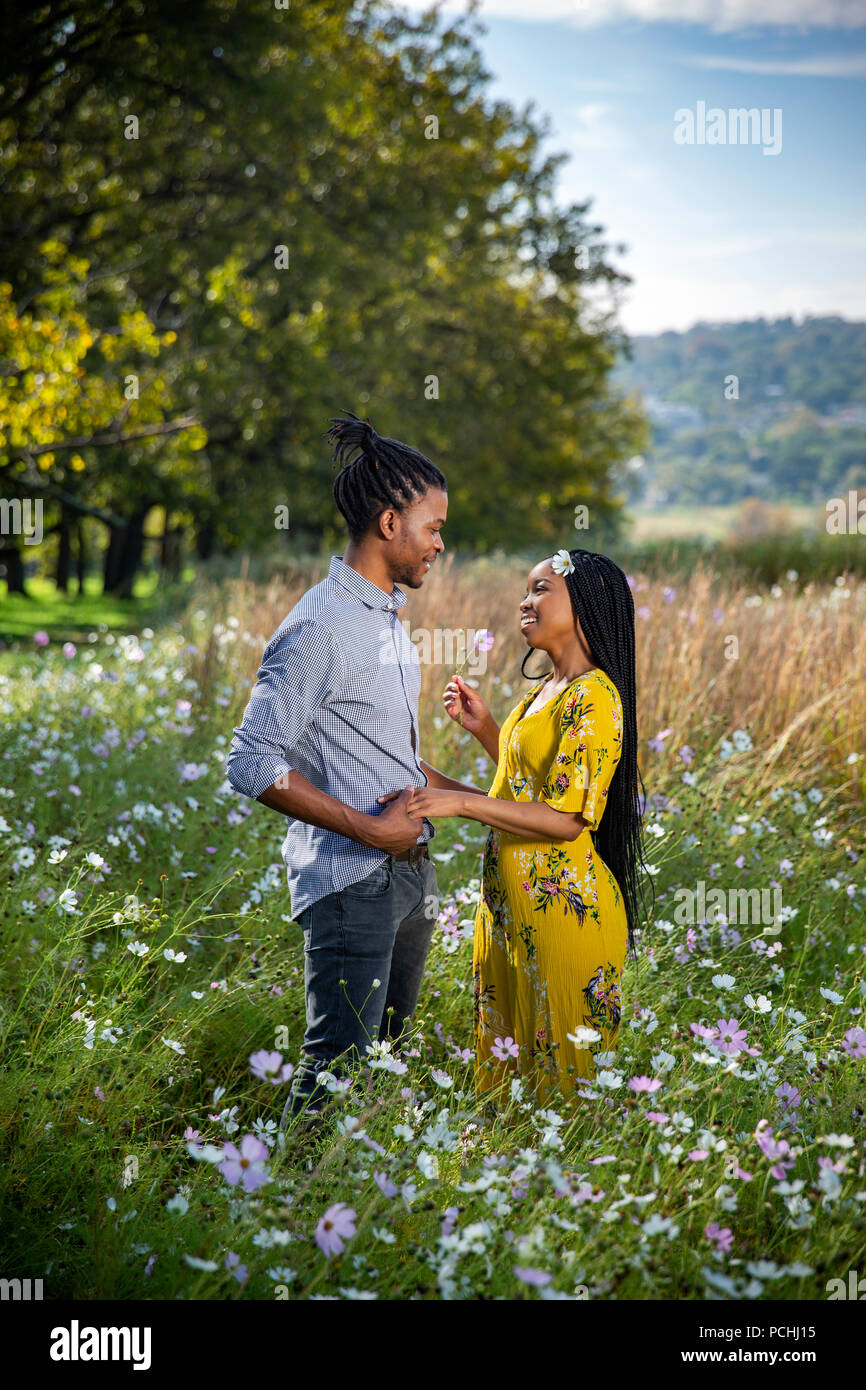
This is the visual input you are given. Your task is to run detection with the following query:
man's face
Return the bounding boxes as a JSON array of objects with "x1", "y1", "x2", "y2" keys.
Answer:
[{"x1": 387, "y1": 487, "x2": 447, "y2": 588}]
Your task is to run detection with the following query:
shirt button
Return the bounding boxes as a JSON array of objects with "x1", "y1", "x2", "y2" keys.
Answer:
[{"x1": 385, "y1": 601, "x2": 394, "y2": 610}]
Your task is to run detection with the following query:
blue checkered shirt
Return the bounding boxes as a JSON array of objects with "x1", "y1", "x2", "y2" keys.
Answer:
[{"x1": 225, "y1": 555, "x2": 435, "y2": 918}]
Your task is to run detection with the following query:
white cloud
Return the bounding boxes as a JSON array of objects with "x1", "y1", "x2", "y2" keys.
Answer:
[
  {"x1": 689, "y1": 52, "x2": 866, "y2": 76},
  {"x1": 384, "y1": 0, "x2": 866, "y2": 33},
  {"x1": 564, "y1": 101, "x2": 628, "y2": 150}
]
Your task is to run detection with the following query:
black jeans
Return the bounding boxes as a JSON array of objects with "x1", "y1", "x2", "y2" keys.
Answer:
[{"x1": 280, "y1": 855, "x2": 439, "y2": 1128}]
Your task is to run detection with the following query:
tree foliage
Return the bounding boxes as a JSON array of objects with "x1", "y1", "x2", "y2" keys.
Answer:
[{"x1": 0, "y1": 0, "x2": 646, "y2": 592}]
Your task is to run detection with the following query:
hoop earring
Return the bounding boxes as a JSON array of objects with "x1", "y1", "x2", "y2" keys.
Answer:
[{"x1": 521, "y1": 649, "x2": 553, "y2": 682}]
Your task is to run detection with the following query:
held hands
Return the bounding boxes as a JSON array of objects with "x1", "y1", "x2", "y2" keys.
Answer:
[
  {"x1": 378, "y1": 787, "x2": 466, "y2": 821},
  {"x1": 369, "y1": 786, "x2": 426, "y2": 854},
  {"x1": 443, "y1": 673, "x2": 491, "y2": 738}
]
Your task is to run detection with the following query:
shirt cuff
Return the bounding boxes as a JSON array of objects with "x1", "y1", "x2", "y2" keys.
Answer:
[{"x1": 226, "y1": 753, "x2": 293, "y2": 800}]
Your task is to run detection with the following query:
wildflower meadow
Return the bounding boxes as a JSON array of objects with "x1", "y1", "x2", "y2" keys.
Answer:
[{"x1": 1, "y1": 556, "x2": 864, "y2": 1319}]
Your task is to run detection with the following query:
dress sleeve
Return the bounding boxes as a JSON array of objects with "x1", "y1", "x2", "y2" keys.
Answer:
[{"x1": 538, "y1": 681, "x2": 623, "y2": 831}]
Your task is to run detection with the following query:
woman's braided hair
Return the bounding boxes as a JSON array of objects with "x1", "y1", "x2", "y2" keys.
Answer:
[
  {"x1": 521, "y1": 548, "x2": 654, "y2": 960},
  {"x1": 326, "y1": 409, "x2": 447, "y2": 539}
]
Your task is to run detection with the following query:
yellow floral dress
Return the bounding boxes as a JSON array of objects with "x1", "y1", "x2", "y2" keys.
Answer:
[{"x1": 472, "y1": 667, "x2": 628, "y2": 1102}]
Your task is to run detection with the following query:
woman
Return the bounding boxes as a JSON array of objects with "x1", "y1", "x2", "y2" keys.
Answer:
[{"x1": 406, "y1": 547, "x2": 653, "y2": 1105}]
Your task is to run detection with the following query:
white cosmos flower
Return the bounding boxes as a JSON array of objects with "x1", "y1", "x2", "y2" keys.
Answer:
[
  {"x1": 550, "y1": 549, "x2": 575, "y2": 576},
  {"x1": 595, "y1": 1069, "x2": 622, "y2": 1089},
  {"x1": 57, "y1": 888, "x2": 80, "y2": 914},
  {"x1": 744, "y1": 993, "x2": 772, "y2": 1012},
  {"x1": 127, "y1": 940, "x2": 149, "y2": 956}
]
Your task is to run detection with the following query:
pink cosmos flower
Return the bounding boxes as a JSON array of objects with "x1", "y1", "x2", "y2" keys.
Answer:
[
  {"x1": 374, "y1": 1171, "x2": 398, "y2": 1198},
  {"x1": 33, "y1": 631, "x2": 50, "y2": 647},
  {"x1": 705, "y1": 1222, "x2": 733, "y2": 1252},
  {"x1": 713, "y1": 1017, "x2": 749, "y2": 1055},
  {"x1": 441, "y1": 1206, "x2": 459, "y2": 1237},
  {"x1": 842, "y1": 1027, "x2": 866, "y2": 1060},
  {"x1": 315, "y1": 1202, "x2": 357, "y2": 1257},
  {"x1": 628, "y1": 1075, "x2": 662, "y2": 1093},
  {"x1": 62, "y1": 642, "x2": 77, "y2": 658},
  {"x1": 514, "y1": 1266, "x2": 552, "y2": 1286},
  {"x1": 219, "y1": 1134, "x2": 271, "y2": 1192},
  {"x1": 491, "y1": 1036, "x2": 520, "y2": 1060},
  {"x1": 249, "y1": 1049, "x2": 295, "y2": 1085}
]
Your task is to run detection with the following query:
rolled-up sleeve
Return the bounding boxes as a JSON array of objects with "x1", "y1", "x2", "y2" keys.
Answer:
[{"x1": 225, "y1": 620, "x2": 345, "y2": 799}]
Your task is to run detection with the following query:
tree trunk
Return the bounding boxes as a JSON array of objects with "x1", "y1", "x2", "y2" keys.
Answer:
[
  {"x1": 103, "y1": 507, "x2": 151, "y2": 598},
  {"x1": 103, "y1": 522, "x2": 123, "y2": 593},
  {"x1": 55, "y1": 505, "x2": 72, "y2": 592},
  {"x1": 0, "y1": 541, "x2": 27, "y2": 595},
  {"x1": 75, "y1": 518, "x2": 87, "y2": 595},
  {"x1": 160, "y1": 519, "x2": 182, "y2": 582},
  {"x1": 195, "y1": 519, "x2": 215, "y2": 560}
]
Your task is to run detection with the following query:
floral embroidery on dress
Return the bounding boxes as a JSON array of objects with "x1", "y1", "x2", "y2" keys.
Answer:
[{"x1": 582, "y1": 961, "x2": 623, "y2": 1034}]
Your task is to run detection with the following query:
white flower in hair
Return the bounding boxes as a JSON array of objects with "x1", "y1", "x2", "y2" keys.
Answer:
[{"x1": 550, "y1": 549, "x2": 575, "y2": 576}]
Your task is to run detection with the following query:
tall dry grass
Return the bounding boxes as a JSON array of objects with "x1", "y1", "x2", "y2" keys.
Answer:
[{"x1": 188, "y1": 552, "x2": 866, "y2": 804}]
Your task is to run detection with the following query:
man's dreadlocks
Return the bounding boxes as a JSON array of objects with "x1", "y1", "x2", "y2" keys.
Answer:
[{"x1": 326, "y1": 410, "x2": 447, "y2": 539}]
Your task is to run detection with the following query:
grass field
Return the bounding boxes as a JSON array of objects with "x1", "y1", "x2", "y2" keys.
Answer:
[{"x1": 1, "y1": 557, "x2": 864, "y2": 1300}]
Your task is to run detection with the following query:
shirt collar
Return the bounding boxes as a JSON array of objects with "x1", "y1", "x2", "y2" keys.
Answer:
[{"x1": 329, "y1": 555, "x2": 407, "y2": 611}]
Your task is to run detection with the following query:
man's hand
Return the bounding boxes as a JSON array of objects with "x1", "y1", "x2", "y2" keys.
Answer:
[{"x1": 367, "y1": 786, "x2": 425, "y2": 854}]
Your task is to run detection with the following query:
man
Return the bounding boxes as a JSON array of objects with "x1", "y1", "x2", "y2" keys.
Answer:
[{"x1": 226, "y1": 411, "x2": 478, "y2": 1129}]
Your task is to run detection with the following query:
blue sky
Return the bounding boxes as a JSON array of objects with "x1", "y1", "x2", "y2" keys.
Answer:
[{"x1": 386, "y1": 0, "x2": 866, "y2": 333}]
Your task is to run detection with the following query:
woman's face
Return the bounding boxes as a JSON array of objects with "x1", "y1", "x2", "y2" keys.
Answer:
[{"x1": 519, "y1": 558, "x2": 588, "y2": 654}]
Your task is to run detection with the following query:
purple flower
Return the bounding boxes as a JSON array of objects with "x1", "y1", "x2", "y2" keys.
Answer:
[
  {"x1": 219, "y1": 1134, "x2": 271, "y2": 1192},
  {"x1": 755, "y1": 1123, "x2": 795, "y2": 1179},
  {"x1": 689, "y1": 1021, "x2": 717, "y2": 1040},
  {"x1": 33, "y1": 630, "x2": 50, "y2": 647},
  {"x1": 474, "y1": 629, "x2": 494, "y2": 653},
  {"x1": 705, "y1": 1221, "x2": 733, "y2": 1252},
  {"x1": 842, "y1": 1027, "x2": 866, "y2": 1060},
  {"x1": 663, "y1": 587, "x2": 676, "y2": 603},
  {"x1": 648, "y1": 728, "x2": 673, "y2": 752},
  {"x1": 628, "y1": 1075, "x2": 662, "y2": 1093},
  {"x1": 712, "y1": 1017, "x2": 748, "y2": 1056},
  {"x1": 491, "y1": 1036, "x2": 520, "y2": 1060},
  {"x1": 775, "y1": 1081, "x2": 801, "y2": 1112},
  {"x1": 249, "y1": 1049, "x2": 295, "y2": 1085},
  {"x1": 225, "y1": 1251, "x2": 248, "y2": 1283},
  {"x1": 514, "y1": 1266, "x2": 552, "y2": 1286},
  {"x1": 441, "y1": 1206, "x2": 459, "y2": 1237},
  {"x1": 62, "y1": 642, "x2": 77, "y2": 658},
  {"x1": 374, "y1": 1171, "x2": 399, "y2": 1199},
  {"x1": 678, "y1": 744, "x2": 694, "y2": 765},
  {"x1": 315, "y1": 1202, "x2": 357, "y2": 1257}
]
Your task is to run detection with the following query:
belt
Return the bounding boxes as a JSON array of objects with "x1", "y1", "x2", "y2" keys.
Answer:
[{"x1": 390, "y1": 845, "x2": 429, "y2": 865}]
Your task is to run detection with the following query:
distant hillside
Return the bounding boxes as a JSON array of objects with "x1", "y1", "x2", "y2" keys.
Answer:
[{"x1": 612, "y1": 317, "x2": 866, "y2": 508}]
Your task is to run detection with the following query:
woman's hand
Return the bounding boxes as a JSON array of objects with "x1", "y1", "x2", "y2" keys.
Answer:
[
  {"x1": 405, "y1": 786, "x2": 467, "y2": 819},
  {"x1": 443, "y1": 674, "x2": 491, "y2": 738}
]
